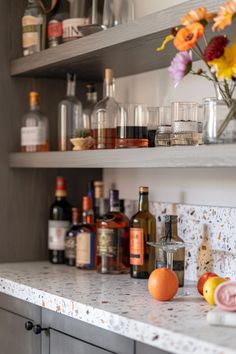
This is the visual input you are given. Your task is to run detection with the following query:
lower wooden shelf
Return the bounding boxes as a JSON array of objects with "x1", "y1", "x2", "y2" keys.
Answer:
[{"x1": 9, "y1": 145, "x2": 236, "y2": 168}]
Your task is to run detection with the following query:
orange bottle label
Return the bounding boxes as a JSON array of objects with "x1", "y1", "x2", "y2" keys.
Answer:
[{"x1": 130, "y1": 228, "x2": 144, "y2": 266}]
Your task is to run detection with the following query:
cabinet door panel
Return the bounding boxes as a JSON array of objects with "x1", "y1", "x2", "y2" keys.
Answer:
[
  {"x1": 0, "y1": 308, "x2": 40, "y2": 354},
  {"x1": 50, "y1": 329, "x2": 113, "y2": 354},
  {"x1": 136, "y1": 342, "x2": 170, "y2": 354}
]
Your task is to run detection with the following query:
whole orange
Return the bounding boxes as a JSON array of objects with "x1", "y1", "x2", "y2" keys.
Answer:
[{"x1": 148, "y1": 268, "x2": 179, "y2": 301}]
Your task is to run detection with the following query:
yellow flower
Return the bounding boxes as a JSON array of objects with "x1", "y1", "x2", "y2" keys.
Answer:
[
  {"x1": 213, "y1": 0, "x2": 236, "y2": 31},
  {"x1": 180, "y1": 7, "x2": 216, "y2": 26},
  {"x1": 209, "y1": 43, "x2": 236, "y2": 79}
]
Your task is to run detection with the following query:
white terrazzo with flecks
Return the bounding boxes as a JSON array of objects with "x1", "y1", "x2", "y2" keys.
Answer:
[{"x1": 0, "y1": 262, "x2": 235, "y2": 354}]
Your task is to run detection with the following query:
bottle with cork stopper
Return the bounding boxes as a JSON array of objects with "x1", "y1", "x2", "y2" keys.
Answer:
[{"x1": 91, "y1": 68, "x2": 119, "y2": 149}]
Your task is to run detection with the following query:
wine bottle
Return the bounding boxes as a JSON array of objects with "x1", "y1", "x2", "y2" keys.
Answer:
[
  {"x1": 48, "y1": 177, "x2": 72, "y2": 264},
  {"x1": 65, "y1": 208, "x2": 80, "y2": 266},
  {"x1": 130, "y1": 186, "x2": 156, "y2": 279}
]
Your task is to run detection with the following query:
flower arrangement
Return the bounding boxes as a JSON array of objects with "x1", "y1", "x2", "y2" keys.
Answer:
[{"x1": 157, "y1": 1, "x2": 236, "y2": 139}]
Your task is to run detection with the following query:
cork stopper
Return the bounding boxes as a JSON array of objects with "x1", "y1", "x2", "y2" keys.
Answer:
[
  {"x1": 105, "y1": 68, "x2": 113, "y2": 85},
  {"x1": 29, "y1": 91, "x2": 39, "y2": 106},
  {"x1": 55, "y1": 176, "x2": 67, "y2": 197},
  {"x1": 139, "y1": 186, "x2": 149, "y2": 193}
]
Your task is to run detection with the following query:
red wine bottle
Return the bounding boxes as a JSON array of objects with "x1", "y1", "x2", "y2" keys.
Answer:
[{"x1": 48, "y1": 176, "x2": 72, "y2": 264}]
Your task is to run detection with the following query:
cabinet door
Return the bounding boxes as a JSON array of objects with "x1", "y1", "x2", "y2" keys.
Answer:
[
  {"x1": 0, "y1": 307, "x2": 40, "y2": 354},
  {"x1": 50, "y1": 329, "x2": 113, "y2": 354},
  {"x1": 136, "y1": 342, "x2": 171, "y2": 354}
]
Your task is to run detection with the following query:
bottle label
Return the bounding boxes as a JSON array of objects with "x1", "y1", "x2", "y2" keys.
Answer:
[
  {"x1": 48, "y1": 220, "x2": 70, "y2": 250},
  {"x1": 48, "y1": 19, "x2": 62, "y2": 39},
  {"x1": 62, "y1": 18, "x2": 89, "y2": 42},
  {"x1": 130, "y1": 228, "x2": 144, "y2": 266},
  {"x1": 21, "y1": 126, "x2": 46, "y2": 146},
  {"x1": 65, "y1": 237, "x2": 76, "y2": 260},
  {"x1": 22, "y1": 15, "x2": 43, "y2": 49},
  {"x1": 76, "y1": 232, "x2": 92, "y2": 266},
  {"x1": 97, "y1": 228, "x2": 117, "y2": 257}
]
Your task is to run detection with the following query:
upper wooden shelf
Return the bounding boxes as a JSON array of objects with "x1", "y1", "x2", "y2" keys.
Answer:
[
  {"x1": 9, "y1": 145, "x2": 236, "y2": 168},
  {"x1": 10, "y1": 0, "x2": 229, "y2": 80}
]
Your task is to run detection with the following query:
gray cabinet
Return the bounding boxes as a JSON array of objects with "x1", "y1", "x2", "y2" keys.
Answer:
[
  {"x1": 136, "y1": 342, "x2": 170, "y2": 354},
  {"x1": 0, "y1": 294, "x2": 41, "y2": 354}
]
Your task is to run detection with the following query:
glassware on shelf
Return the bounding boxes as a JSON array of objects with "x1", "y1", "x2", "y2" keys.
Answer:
[
  {"x1": 91, "y1": 68, "x2": 119, "y2": 149},
  {"x1": 47, "y1": 0, "x2": 69, "y2": 48},
  {"x1": 171, "y1": 102, "x2": 199, "y2": 146},
  {"x1": 116, "y1": 104, "x2": 148, "y2": 148},
  {"x1": 147, "y1": 107, "x2": 159, "y2": 147},
  {"x1": 103, "y1": 0, "x2": 135, "y2": 29},
  {"x1": 22, "y1": 0, "x2": 46, "y2": 56},
  {"x1": 79, "y1": 0, "x2": 105, "y2": 36},
  {"x1": 21, "y1": 91, "x2": 49, "y2": 152},
  {"x1": 155, "y1": 106, "x2": 172, "y2": 147},
  {"x1": 83, "y1": 83, "x2": 98, "y2": 126}
]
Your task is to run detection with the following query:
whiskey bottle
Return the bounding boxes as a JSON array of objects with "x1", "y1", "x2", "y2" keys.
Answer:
[
  {"x1": 156, "y1": 215, "x2": 185, "y2": 287},
  {"x1": 65, "y1": 208, "x2": 80, "y2": 267},
  {"x1": 76, "y1": 197, "x2": 96, "y2": 270},
  {"x1": 91, "y1": 69, "x2": 119, "y2": 149},
  {"x1": 21, "y1": 91, "x2": 49, "y2": 152},
  {"x1": 130, "y1": 187, "x2": 156, "y2": 279},
  {"x1": 96, "y1": 189, "x2": 129, "y2": 274},
  {"x1": 94, "y1": 181, "x2": 106, "y2": 220},
  {"x1": 48, "y1": 177, "x2": 72, "y2": 264}
]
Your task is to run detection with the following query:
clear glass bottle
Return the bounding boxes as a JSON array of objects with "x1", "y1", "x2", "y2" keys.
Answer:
[
  {"x1": 91, "y1": 69, "x2": 119, "y2": 149},
  {"x1": 156, "y1": 215, "x2": 185, "y2": 287},
  {"x1": 103, "y1": 0, "x2": 135, "y2": 28},
  {"x1": 58, "y1": 73, "x2": 82, "y2": 151},
  {"x1": 130, "y1": 187, "x2": 156, "y2": 279},
  {"x1": 21, "y1": 91, "x2": 49, "y2": 152},
  {"x1": 76, "y1": 197, "x2": 97, "y2": 270},
  {"x1": 96, "y1": 189, "x2": 129, "y2": 274},
  {"x1": 83, "y1": 84, "x2": 98, "y2": 126},
  {"x1": 22, "y1": 0, "x2": 46, "y2": 56},
  {"x1": 65, "y1": 208, "x2": 80, "y2": 266}
]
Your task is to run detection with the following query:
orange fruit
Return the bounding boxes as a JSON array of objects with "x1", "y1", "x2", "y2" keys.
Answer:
[
  {"x1": 197, "y1": 272, "x2": 218, "y2": 296},
  {"x1": 148, "y1": 268, "x2": 179, "y2": 301}
]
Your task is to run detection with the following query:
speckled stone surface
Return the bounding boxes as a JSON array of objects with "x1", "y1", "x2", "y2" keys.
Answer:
[
  {"x1": 0, "y1": 262, "x2": 235, "y2": 354},
  {"x1": 125, "y1": 201, "x2": 236, "y2": 281}
]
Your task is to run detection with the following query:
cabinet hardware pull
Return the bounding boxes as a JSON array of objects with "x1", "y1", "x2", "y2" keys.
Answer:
[
  {"x1": 25, "y1": 321, "x2": 34, "y2": 331},
  {"x1": 25, "y1": 321, "x2": 48, "y2": 335}
]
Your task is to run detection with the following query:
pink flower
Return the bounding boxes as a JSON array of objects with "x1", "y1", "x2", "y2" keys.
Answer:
[{"x1": 168, "y1": 51, "x2": 192, "y2": 87}]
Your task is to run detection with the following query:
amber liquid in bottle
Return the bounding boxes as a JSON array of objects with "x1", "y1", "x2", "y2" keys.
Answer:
[
  {"x1": 130, "y1": 187, "x2": 156, "y2": 279},
  {"x1": 156, "y1": 215, "x2": 185, "y2": 287}
]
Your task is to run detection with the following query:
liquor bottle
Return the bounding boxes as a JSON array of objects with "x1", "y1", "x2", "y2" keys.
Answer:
[
  {"x1": 96, "y1": 189, "x2": 129, "y2": 274},
  {"x1": 65, "y1": 208, "x2": 80, "y2": 266},
  {"x1": 22, "y1": 0, "x2": 46, "y2": 56},
  {"x1": 87, "y1": 181, "x2": 95, "y2": 211},
  {"x1": 76, "y1": 197, "x2": 96, "y2": 269},
  {"x1": 130, "y1": 187, "x2": 156, "y2": 279},
  {"x1": 94, "y1": 181, "x2": 106, "y2": 220},
  {"x1": 156, "y1": 215, "x2": 185, "y2": 287},
  {"x1": 58, "y1": 73, "x2": 82, "y2": 151},
  {"x1": 83, "y1": 84, "x2": 98, "y2": 126},
  {"x1": 21, "y1": 91, "x2": 49, "y2": 152},
  {"x1": 48, "y1": 177, "x2": 72, "y2": 264},
  {"x1": 47, "y1": 0, "x2": 69, "y2": 48},
  {"x1": 91, "y1": 68, "x2": 119, "y2": 149}
]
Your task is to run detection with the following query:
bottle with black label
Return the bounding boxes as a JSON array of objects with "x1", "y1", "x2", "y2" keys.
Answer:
[
  {"x1": 96, "y1": 189, "x2": 129, "y2": 274},
  {"x1": 130, "y1": 187, "x2": 156, "y2": 279},
  {"x1": 48, "y1": 176, "x2": 72, "y2": 264},
  {"x1": 156, "y1": 215, "x2": 185, "y2": 287},
  {"x1": 65, "y1": 208, "x2": 80, "y2": 266}
]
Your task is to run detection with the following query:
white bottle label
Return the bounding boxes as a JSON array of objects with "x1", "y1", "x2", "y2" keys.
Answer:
[
  {"x1": 21, "y1": 126, "x2": 46, "y2": 146},
  {"x1": 76, "y1": 232, "x2": 91, "y2": 265},
  {"x1": 22, "y1": 15, "x2": 43, "y2": 49},
  {"x1": 48, "y1": 220, "x2": 70, "y2": 251}
]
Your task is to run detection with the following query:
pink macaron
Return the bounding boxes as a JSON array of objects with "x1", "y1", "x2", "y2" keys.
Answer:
[{"x1": 215, "y1": 281, "x2": 236, "y2": 312}]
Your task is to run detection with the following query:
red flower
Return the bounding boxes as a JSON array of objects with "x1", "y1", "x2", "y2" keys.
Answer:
[{"x1": 203, "y1": 36, "x2": 229, "y2": 62}]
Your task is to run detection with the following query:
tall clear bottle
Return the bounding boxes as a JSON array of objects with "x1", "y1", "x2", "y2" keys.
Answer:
[
  {"x1": 130, "y1": 187, "x2": 156, "y2": 279},
  {"x1": 21, "y1": 91, "x2": 49, "y2": 152},
  {"x1": 22, "y1": 0, "x2": 46, "y2": 56},
  {"x1": 58, "y1": 73, "x2": 82, "y2": 151},
  {"x1": 96, "y1": 189, "x2": 129, "y2": 274},
  {"x1": 83, "y1": 84, "x2": 97, "y2": 125},
  {"x1": 92, "y1": 69, "x2": 119, "y2": 149},
  {"x1": 156, "y1": 215, "x2": 185, "y2": 287}
]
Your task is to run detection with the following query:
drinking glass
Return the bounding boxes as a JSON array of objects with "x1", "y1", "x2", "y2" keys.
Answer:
[
  {"x1": 147, "y1": 107, "x2": 159, "y2": 147},
  {"x1": 103, "y1": 0, "x2": 135, "y2": 28},
  {"x1": 147, "y1": 240, "x2": 185, "y2": 270},
  {"x1": 155, "y1": 106, "x2": 172, "y2": 147}
]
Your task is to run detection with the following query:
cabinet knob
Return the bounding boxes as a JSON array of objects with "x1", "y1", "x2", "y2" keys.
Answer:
[
  {"x1": 25, "y1": 321, "x2": 34, "y2": 331},
  {"x1": 33, "y1": 324, "x2": 48, "y2": 335}
]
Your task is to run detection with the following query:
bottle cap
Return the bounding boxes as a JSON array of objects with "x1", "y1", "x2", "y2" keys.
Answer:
[
  {"x1": 139, "y1": 186, "x2": 149, "y2": 193},
  {"x1": 94, "y1": 181, "x2": 103, "y2": 199},
  {"x1": 29, "y1": 91, "x2": 39, "y2": 106},
  {"x1": 83, "y1": 196, "x2": 92, "y2": 211},
  {"x1": 105, "y1": 68, "x2": 113, "y2": 85},
  {"x1": 55, "y1": 176, "x2": 67, "y2": 197}
]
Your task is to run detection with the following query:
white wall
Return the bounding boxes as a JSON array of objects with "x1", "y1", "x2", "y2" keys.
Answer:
[{"x1": 103, "y1": 0, "x2": 236, "y2": 208}]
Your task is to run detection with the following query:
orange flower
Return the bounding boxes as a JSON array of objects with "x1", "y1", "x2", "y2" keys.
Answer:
[
  {"x1": 213, "y1": 0, "x2": 236, "y2": 31},
  {"x1": 174, "y1": 23, "x2": 204, "y2": 51},
  {"x1": 180, "y1": 7, "x2": 216, "y2": 26}
]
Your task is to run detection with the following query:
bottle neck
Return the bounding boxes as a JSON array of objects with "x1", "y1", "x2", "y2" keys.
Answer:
[
  {"x1": 67, "y1": 79, "x2": 76, "y2": 97},
  {"x1": 138, "y1": 192, "x2": 149, "y2": 212},
  {"x1": 87, "y1": 92, "x2": 97, "y2": 105},
  {"x1": 104, "y1": 80, "x2": 115, "y2": 98},
  {"x1": 30, "y1": 103, "x2": 39, "y2": 111},
  {"x1": 55, "y1": 191, "x2": 67, "y2": 199},
  {"x1": 165, "y1": 217, "x2": 178, "y2": 241}
]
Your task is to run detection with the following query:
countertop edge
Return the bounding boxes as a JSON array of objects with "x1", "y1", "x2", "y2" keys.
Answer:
[{"x1": 0, "y1": 276, "x2": 234, "y2": 354}]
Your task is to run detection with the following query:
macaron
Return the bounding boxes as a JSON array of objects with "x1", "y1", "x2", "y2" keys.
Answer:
[{"x1": 215, "y1": 281, "x2": 236, "y2": 312}]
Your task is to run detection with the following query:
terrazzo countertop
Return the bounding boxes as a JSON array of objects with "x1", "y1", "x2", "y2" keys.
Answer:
[{"x1": 0, "y1": 262, "x2": 235, "y2": 354}]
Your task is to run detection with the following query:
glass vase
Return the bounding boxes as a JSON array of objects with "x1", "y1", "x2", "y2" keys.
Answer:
[{"x1": 203, "y1": 98, "x2": 236, "y2": 144}]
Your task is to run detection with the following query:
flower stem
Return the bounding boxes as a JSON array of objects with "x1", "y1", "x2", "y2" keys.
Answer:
[{"x1": 217, "y1": 101, "x2": 236, "y2": 138}]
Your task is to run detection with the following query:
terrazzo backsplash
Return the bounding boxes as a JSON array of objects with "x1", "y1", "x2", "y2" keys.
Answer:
[{"x1": 125, "y1": 201, "x2": 236, "y2": 282}]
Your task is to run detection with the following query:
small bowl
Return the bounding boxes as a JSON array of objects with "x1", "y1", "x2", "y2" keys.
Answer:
[{"x1": 70, "y1": 136, "x2": 95, "y2": 151}]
